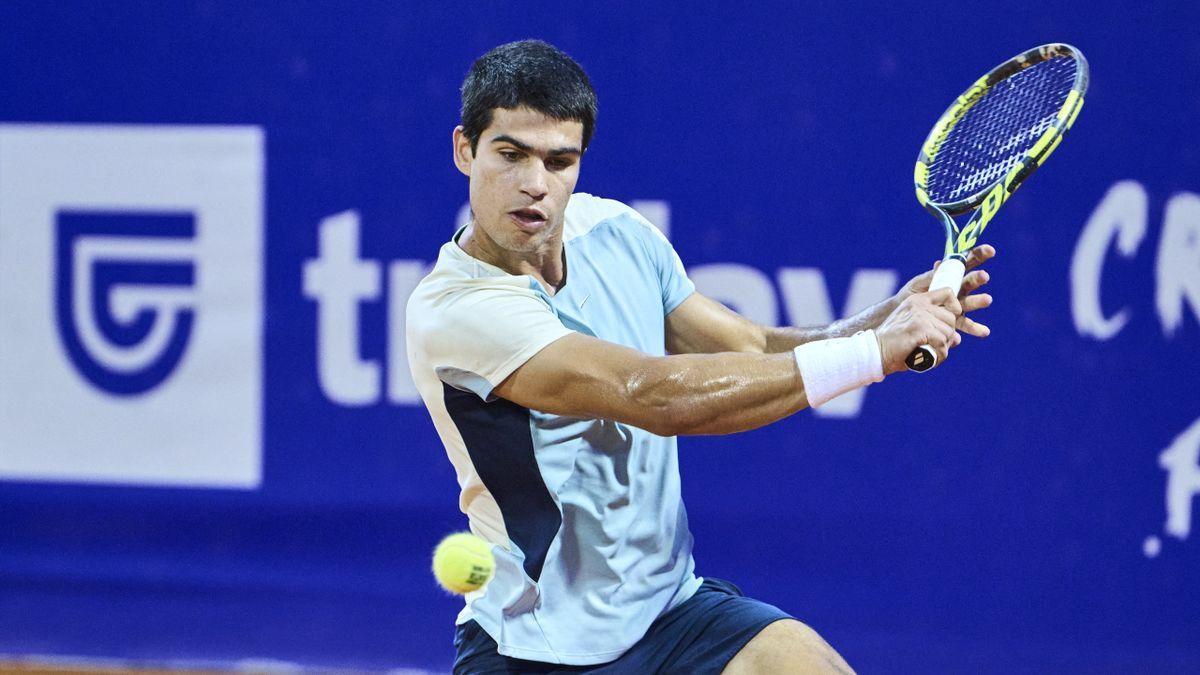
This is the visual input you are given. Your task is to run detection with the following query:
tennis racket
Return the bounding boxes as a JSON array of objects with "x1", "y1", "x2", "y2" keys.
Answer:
[{"x1": 907, "y1": 43, "x2": 1089, "y2": 372}]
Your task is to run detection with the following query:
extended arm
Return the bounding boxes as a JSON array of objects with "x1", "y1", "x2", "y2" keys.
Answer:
[
  {"x1": 494, "y1": 333, "x2": 809, "y2": 436},
  {"x1": 494, "y1": 288, "x2": 961, "y2": 436}
]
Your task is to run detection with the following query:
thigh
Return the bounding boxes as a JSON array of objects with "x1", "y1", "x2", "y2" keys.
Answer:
[{"x1": 721, "y1": 619, "x2": 855, "y2": 675}]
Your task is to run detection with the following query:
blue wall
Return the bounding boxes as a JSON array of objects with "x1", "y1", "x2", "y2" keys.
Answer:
[{"x1": 1, "y1": 2, "x2": 1198, "y2": 672}]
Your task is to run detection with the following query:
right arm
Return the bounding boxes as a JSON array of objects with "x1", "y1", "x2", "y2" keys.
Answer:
[
  {"x1": 493, "y1": 333, "x2": 808, "y2": 437},
  {"x1": 493, "y1": 287, "x2": 960, "y2": 436}
]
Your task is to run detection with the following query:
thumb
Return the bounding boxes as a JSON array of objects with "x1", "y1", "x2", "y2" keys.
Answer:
[{"x1": 909, "y1": 267, "x2": 935, "y2": 292}]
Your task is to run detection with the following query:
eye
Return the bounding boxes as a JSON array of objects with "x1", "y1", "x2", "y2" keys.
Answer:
[
  {"x1": 499, "y1": 150, "x2": 521, "y2": 162},
  {"x1": 547, "y1": 158, "x2": 574, "y2": 171}
]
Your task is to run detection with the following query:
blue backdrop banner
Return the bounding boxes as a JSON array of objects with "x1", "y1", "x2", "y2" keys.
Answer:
[{"x1": 1, "y1": 2, "x2": 1198, "y2": 672}]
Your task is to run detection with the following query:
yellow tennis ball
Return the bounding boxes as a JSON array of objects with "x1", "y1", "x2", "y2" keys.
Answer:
[{"x1": 432, "y1": 532, "x2": 495, "y2": 594}]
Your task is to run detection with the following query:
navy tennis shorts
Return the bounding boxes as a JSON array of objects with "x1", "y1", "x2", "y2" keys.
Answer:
[{"x1": 452, "y1": 577, "x2": 792, "y2": 674}]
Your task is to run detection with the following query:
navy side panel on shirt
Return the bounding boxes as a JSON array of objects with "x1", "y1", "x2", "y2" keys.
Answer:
[{"x1": 442, "y1": 383, "x2": 562, "y2": 582}]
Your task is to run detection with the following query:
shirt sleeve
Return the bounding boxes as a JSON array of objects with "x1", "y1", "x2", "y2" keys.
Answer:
[
  {"x1": 630, "y1": 212, "x2": 695, "y2": 314},
  {"x1": 419, "y1": 281, "x2": 573, "y2": 401}
]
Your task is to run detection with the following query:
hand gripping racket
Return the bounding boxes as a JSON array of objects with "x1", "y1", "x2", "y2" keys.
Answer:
[{"x1": 907, "y1": 43, "x2": 1089, "y2": 372}]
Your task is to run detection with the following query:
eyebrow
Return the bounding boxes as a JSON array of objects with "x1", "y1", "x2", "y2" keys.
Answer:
[{"x1": 490, "y1": 134, "x2": 581, "y2": 157}]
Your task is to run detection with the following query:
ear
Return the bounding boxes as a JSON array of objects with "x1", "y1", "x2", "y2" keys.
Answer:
[{"x1": 452, "y1": 126, "x2": 473, "y2": 177}]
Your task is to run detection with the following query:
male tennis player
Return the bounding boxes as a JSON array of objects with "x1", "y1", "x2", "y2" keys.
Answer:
[{"x1": 408, "y1": 40, "x2": 994, "y2": 674}]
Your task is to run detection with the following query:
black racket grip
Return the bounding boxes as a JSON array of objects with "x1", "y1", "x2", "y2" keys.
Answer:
[{"x1": 906, "y1": 346, "x2": 938, "y2": 372}]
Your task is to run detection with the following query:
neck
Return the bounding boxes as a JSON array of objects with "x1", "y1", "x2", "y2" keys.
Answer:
[{"x1": 459, "y1": 222, "x2": 567, "y2": 293}]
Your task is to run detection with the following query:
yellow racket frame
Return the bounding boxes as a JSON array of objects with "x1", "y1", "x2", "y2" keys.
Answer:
[
  {"x1": 905, "y1": 43, "x2": 1088, "y2": 372},
  {"x1": 915, "y1": 43, "x2": 1088, "y2": 259}
]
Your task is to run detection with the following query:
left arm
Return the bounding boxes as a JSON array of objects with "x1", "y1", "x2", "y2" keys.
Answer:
[{"x1": 666, "y1": 244, "x2": 997, "y2": 355}]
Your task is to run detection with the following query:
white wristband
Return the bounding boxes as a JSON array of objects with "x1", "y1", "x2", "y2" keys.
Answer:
[{"x1": 792, "y1": 330, "x2": 885, "y2": 408}]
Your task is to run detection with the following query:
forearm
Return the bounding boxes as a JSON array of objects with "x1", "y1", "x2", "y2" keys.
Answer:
[
  {"x1": 762, "y1": 324, "x2": 830, "y2": 353},
  {"x1": 498, "y1": 331, "x2": 877, "y2": 438},
  {"x1": 762, "y1": 296, "x2": 900, "y2": 353},
  {"x1": 628, "y1": 351, "x2": 810, "y2": 436}
]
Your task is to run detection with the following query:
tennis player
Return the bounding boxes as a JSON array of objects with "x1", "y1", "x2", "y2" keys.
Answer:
[{"x1": 407, "y1": 40, "x2": 994, "y2": 674}]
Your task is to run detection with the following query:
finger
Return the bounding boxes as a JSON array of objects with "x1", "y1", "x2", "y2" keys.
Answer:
[
  {"x1": 937, "y1": 318, "x2": 957, "y2": 342},
  {"x1": 951, "y1": 331, "x2": 963, "y2": 347},
  {"x1": 957, "y1": 316, "x2": 991, "y2": 338},
  {"x1": 961, "y1": 293, "x2": 993, "y2": 314},
  {"x1": 925, "y1": 315, "x2": 956, "y2": 343},
  {"x1": 959, "y1": 270, "x2": 990, "y2": 296},
  {"x1": 927, "y1": 287, "x2": 956, "y2": 307},
  {"x1": 928, "y1": 296, "x2": 961, "y2": 321},
  {"x1": 964, "y1": 244, "x2": 996, "y2": 271},
  {"x1": 944, "y1": 294, "x2": 963, "y2": 317},
  {"x1": 933, "y1": 338, "x2": 952, "y2": 366},
  {"x1": 931, "y1": 306, "x2": 958, "y2": 328}
]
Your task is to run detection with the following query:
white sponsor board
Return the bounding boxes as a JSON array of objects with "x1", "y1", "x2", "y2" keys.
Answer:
[{"x1": 0, "y1": 125, "x2": 264, "y2": 488}]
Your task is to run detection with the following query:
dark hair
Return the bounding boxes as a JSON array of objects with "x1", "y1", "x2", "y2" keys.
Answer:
[{"x1": 460, "y1": 40, "x2": 597, "y2": 154}]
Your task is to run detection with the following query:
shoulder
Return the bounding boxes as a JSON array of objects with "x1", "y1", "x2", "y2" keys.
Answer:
[
  {"x1": 564, "y1": 192, "x2": 662, "y2": 243},
  {"x1": 407, "y1": 243, "x2": 551, "y2": 339}
]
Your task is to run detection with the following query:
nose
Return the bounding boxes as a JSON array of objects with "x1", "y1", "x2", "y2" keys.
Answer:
[{"x1": 520, "y1": 163, "x2": 549, "y2": 201}]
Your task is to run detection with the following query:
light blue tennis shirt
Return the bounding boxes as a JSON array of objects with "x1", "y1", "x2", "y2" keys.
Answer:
[{"x1": 406, "y1": 193, "x2": 703, "y2": 665}]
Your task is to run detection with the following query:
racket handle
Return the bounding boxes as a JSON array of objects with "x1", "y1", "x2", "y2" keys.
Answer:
[{"x1": 906, "y1": 256, "x2": 966, "y2": 373}]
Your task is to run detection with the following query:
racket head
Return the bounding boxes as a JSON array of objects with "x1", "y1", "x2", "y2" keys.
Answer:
[{"x1": 915, "y1": 44, "x2": 1089, "y2": 218}]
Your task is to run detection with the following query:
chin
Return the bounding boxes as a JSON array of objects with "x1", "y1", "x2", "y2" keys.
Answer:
[{"x1": 505, "y1": 233, "x2": 547, "y2": 253}]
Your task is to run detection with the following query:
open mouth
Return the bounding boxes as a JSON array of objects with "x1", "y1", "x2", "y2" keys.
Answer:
[{"x1": 509, "y1": 208, "x2": 548, "y2": 229}]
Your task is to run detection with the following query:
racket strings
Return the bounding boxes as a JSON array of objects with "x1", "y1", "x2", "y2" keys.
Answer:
[{"x1": 926, "y1": 56, "x2": 1078, "y2": 205}]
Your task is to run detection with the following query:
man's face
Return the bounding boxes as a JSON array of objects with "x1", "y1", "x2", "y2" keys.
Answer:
[{"x1": 453, "y1": 107, "x2": 583, "y2": 254}]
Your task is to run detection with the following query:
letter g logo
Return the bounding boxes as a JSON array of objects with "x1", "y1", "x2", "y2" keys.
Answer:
[{"x1": 55, "y1": 211, "x2": 197, "y2": 396}]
